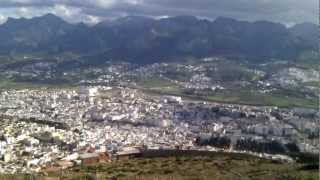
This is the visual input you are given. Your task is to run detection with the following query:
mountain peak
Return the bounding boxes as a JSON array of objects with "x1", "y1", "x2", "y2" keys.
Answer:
[
  {"x1": 214, "y1": 17, "x2": 237, "y2": 23},
  {"x1": 97, "y1": 16, "x2": 155, "y2": 27},
  {"x1": 5, "y1": 16, "x2": 27, "y2": 23},
  {"x1": 4, "y1": 13, "x2": 65, "y2": 26},
  {"x1": 290, "y1": 22, "x2": 318, "y2": 47},
  {"x1": 291, "y1": 22, "x2": 317, "y2": 29},
  {"x1": 166, "y1": 15, "x2": 199, "y2": 23},
  {"x1": 116, "y1": 16, "x2": 154, "y2": 24},
  {"x1": 171, "y1": 15, "x2": 198, "y2": 20},
  {"x1": 43, "y1": 13, "x2": 60, "y2": 19},
  {"x1": 34, "y1": 13, "x2": 65, "y2": 23}
]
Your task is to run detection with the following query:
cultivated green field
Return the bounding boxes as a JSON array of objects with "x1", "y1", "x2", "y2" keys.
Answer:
[
  {"x1": 139, "y1": 80, "x2": 318, "y2": 109},
  {"x1": 0, "y1": 76, "x2": 75, "y2": 90}
]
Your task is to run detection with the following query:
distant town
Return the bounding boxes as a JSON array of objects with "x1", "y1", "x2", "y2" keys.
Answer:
[{"x1": 0, "y1": 84, "x2": 318, "y2": 173}]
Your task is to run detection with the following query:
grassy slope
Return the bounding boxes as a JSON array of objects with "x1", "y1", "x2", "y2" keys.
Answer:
[{"x1": 2, "y1": 153, "x2": 317, "y2": 180}]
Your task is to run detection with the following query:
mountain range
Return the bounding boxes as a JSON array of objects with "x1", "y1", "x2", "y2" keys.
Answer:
[{"x1": 0, "y1": 14, "x2": 317, "y2": 64}]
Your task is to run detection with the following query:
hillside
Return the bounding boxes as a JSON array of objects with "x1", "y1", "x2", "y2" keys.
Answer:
[{"x1": 1, "y1": 152, "x2": 318, "y2": 180}]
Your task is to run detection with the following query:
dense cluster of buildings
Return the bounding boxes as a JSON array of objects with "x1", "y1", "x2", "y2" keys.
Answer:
[{"x1": 0, "y1": 86, "x2": 318, "y2": 173}]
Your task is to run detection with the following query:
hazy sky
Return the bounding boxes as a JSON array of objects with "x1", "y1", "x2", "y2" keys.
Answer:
[{"x1": 0, "y1": 0, "x2": 317, "y2": 25}]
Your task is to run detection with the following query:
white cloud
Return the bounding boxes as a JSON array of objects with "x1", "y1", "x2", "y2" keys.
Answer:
[
  {"x1": 52, "y1": 4, "x2": 81, "y2": 18},
  {"x1": 17, "y1": 7, "x2": 31, "y2": 17},
  {"x1": 11, "y1": 0, "x2": 34, "y2": 3},
  {"x1": 0, "y1": 15, "x2": 7, "y2": 24},
  {"x1": 125, "y1": 0, "x2": 143, "y2": 5},
  {"x1": 93, "y1": 0, "x2": 116, "y2": 8},
  {"x1": 86, "y1": 15, "x2": 100, "y2": 24},
  {"x1": 0, "y1": 0, "x2": 317, "y2": 24}
]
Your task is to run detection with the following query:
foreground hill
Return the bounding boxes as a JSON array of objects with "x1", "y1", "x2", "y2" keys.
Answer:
[
  {"x1": 1, "y1": 152, "x2": 318, "y2": 180},
  {"x1": 0, "y1": 14, "x2": 317, "y2": 64}
]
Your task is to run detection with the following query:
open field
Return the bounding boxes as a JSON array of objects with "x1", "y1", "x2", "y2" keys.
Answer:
[
  {"x1": 207, "y1": 91, "x2": 318, "y2": 109},
  {"x1": 137, "y1": 78, "x2": 178, "y2": 89},
  {"x1": 304, "y1": 81, "x2": 320, "y2": 88},
  {"x1": 140, "y1": 84, "x2": 318, "y2": 109},
  {"x1": 0, "y1": 76, "x2": 76, "y2": 90}
]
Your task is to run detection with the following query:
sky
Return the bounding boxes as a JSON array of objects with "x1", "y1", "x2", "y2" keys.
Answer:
[{"x1": 0, "y1": 0, "x2": 318, "y2": 25}]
